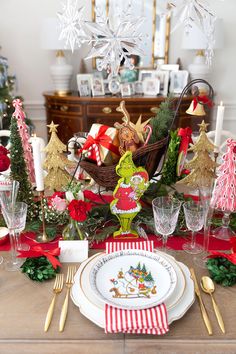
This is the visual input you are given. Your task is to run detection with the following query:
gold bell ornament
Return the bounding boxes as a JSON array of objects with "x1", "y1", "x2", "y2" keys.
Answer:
[{"x1": 186, "y1": 100, "x2": 206, "y2": 116}]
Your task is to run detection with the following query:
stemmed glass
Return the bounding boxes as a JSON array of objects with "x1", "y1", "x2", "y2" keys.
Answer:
[
  {"x1": 182, "y1": 200, "x2": 205, "y2": 254},
  {"x1": 0, "y1": 180, "x2": 29, "y2": 251},
  {"x1": 152, "y1": 196, "x2": 182, "y2": 253},
  {"x1": 0, "y1": 180, "x2": 19, "y2": 266},
  {"x1": 1, "y1": 202, "x2": 28, "y2": 271}
]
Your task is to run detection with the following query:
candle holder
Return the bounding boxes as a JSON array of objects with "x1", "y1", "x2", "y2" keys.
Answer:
[{"x1": 36, "y1": 191, "x2": 57, "y2": 243}]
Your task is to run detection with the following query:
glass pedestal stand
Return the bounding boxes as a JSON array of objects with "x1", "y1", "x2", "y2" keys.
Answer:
[{"x1": 213, "y1": 212, "x2": 235, "y2": 240}]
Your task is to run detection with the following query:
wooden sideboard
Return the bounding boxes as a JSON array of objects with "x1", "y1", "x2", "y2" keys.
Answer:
[{"x1": 43, "y1": 92, "x2": 211, "y2": 144}]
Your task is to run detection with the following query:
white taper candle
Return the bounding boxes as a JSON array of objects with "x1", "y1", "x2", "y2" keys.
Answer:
[
  {"x1": 29, "y1": 135, "x2": 46, "y2": 163},
  {"x1": 214, "y1": 101, "x2": 225, "y2": 150},
  {"x1": 31, "y1": 138, "x2": 44, "y2": 191}
]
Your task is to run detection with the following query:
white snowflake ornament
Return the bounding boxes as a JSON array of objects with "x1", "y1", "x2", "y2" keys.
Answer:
[
  {"x1": 58, "y1": 0, "x2": 89, "y2": 52},
  {"x1": 85, "y1": 11, "x2": 145, "y2": 76}
]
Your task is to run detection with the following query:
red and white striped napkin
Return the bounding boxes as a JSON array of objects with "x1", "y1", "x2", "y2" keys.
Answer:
[
  {"x1": 105, "y1": 241, "x2": 169, "y2": 335},
  {"x1": 105, "y1": 240, "x2": 154, "y2": 253}
]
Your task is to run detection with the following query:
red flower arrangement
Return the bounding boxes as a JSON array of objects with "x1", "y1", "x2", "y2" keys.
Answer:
[{"x1": 68, "y1": 199, "x2": 92, "y2": 222}]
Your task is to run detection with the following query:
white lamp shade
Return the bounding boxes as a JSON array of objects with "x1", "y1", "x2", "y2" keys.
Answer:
[
  {"x1": 182, "y1": 19, "x2": 224, "y2": 50},
  {"x1": 40, "y1": 17, "x2": 70, "y2": 50}
]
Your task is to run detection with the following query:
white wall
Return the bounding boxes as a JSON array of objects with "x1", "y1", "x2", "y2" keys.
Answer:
[{"x1": 0, "y1": 0, "x2": 235, "y2": 140}]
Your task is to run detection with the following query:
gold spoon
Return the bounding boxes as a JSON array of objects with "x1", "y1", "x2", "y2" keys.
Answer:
[{"x1": 200, "y1": 276, "x2": 225, "y2": 334}]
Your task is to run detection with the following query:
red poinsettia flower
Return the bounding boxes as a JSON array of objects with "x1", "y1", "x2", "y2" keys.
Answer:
[{"x1": 68, "y1": 199, "x2": 92, "y2": 222}]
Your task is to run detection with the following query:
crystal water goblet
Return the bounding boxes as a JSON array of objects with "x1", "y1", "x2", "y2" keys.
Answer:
[
  {"x1": 1, "y1": 202, "x2": 28, "y2": 271},
  {"x1": 182, "y1": 200, "x2": 205, "y2": 254},
  {"x1": 152, "y1": 196, "x2": 182, "y2": 253}
]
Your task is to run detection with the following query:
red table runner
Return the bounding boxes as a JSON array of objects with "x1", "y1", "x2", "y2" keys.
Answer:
[{"x1": 0, "y1": 231, "x2": 231, "y2": 252}]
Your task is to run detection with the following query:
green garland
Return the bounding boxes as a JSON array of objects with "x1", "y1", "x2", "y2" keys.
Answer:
[
  {"x1": 161, "y1": 130, "x2": 181, "y2": 186},
  {"x1": 21, "y1": 256, "x2": 60, "y2": 282},
  {"x1": 148, "y1": 97, "x2": 174, "y2": 144},
  {"x1": 206, "y1": 257, "x2": 236, "y2": 287}
]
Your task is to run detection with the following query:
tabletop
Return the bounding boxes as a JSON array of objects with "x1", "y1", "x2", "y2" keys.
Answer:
[{"x1": 0, "y1": 250, "x2": 235, "y2": 354}]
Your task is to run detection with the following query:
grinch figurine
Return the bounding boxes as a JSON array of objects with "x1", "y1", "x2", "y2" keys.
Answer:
[{"x1": 110, "y1": 151, "x2": 149, "y2": 238}]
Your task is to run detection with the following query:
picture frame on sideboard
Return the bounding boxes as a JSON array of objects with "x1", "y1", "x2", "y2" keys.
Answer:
[
  {"x1": 152, "y1": 70, "x2": 169, "y2": 96},
  {"x1": 169, "y1": 70, "x2": 189, "y2": 94},
  {"x1": 77, "y1": 74, "x2": 92, "y2": 97}
]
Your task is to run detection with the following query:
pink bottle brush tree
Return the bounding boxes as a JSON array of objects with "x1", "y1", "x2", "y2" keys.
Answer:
[
  {"x1": 211, "y1": 138, "x2": 236, "y2": 239},
  {"x1": 12, "y1": 99, "x2": 35, "y2": 184}
]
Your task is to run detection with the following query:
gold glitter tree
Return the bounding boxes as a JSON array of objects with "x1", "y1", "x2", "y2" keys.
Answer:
[
  {"x1": 43, "y1": 121, "x2": 74, "y2": 191},
  {"x1": 177, "y1": 120, "x2": 217, "y2": 188}
]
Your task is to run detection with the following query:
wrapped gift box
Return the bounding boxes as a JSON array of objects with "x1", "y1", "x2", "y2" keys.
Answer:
[{"x1": 81, "y1": 124, "x2": 120, "y2": 166}]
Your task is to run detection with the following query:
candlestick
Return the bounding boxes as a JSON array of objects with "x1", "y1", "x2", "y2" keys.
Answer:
[
  {"x1": 31, "y1": 138, "x2": 44, "y2": 191},
  {"x1": 214, "y1": 101, "x2": 225, "y2": 151}
]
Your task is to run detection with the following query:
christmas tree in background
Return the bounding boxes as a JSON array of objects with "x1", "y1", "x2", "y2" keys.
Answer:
[
  {"x1": 0, "y1": 54, "x2": 15, "y2": 130},
  {"x1": 43, "y1": 121, "x2": 74, "y2": 191},
  {"x1": 0, "y1": 52, "x2": 34, "y2": 137},
  {"x1": 9, "y1": 116, "x2": 34, "y2": 206},
  {"x1": 177, "y1": 120, "x2": 217, "y2": 189},
  {"x1": 211, "y1": 138, "x2": 236, "y2": 212},
  {"x1": 12, "y1": 99, "x2": 35, "y2": 184}
]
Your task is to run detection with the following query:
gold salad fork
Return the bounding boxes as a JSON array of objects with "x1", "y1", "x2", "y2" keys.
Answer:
[
  {"x1": 44, "y1": 273, "x2": 64, "y2": 332},
  {"x1": 59, "y1": 265, "x2": 76, "y2": 332}
]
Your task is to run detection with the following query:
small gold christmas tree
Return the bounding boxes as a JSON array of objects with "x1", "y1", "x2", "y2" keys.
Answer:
[
  {"x1": 43, "y1": 121, "x2": 74, "y2": 191},
  {"x1": 177, "y1": 120, "x2": 217, "y2": 188}
]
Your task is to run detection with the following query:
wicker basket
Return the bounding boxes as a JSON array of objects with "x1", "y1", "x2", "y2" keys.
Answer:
[{"x1": 79, "y1": 136, "x2": 169, "y2": 189}]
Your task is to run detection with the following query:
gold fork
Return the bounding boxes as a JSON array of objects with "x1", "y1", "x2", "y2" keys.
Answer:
[
  {"x1": 59, "y1": 265, "x2": 76, "y2": 332},
  {"x1": 44, "y1": 273, "x2": 64, "y2": 332}
]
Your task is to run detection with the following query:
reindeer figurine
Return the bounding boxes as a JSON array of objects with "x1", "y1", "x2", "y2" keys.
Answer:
[{"x1": 114, "y1": 101, "x2": 140, "y2": 155}]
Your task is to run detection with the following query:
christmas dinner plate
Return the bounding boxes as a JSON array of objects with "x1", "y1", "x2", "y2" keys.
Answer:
[
  {"x1": 71, "y1": 251, "x2": 194, "y2": 327},
  {"x1": 89, "y1": 249, "x2": 177, "y2": 310}
]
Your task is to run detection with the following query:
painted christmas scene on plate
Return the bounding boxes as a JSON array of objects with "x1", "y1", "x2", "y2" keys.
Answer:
[{"x1": 109, "y1": 262, "x2": 157, "y2": 299}]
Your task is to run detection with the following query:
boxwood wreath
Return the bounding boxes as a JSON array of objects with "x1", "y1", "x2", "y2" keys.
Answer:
[
  {"x1": 206, "y1": 257, "x2": 236, "y2": 287},
  {"x1": 21, "y1": 256, "x2": 60, "y2": 282}
]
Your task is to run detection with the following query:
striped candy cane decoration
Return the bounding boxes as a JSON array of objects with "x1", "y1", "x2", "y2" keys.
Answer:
[{"x1": 87, "y1": 144, "x2": 102, "y2": 166}]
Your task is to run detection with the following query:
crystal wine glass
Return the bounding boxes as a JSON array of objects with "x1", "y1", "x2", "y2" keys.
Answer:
[
  {"x1": 152, "y1": 196, "x2": 182, "y2": 253},
  {"x1": 0, "y1": 180, "x2": 29, "y2": 251},
  {"x1": 0, "y1": 180, "x2": 19, "y2": 265},
  {"x1": 1, "y1": 202, "x2": 28, "y2": 271},
  {"x1": 182, "y1": 200, "x2": 205, "y2": 254}
]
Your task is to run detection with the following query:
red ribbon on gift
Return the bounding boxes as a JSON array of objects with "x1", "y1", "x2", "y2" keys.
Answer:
[
  {"x1": 178, "y1": 127, "x2": 193, "y2": 154},
  {"x1": 193, "y1": 95, "x2": 213, "y2": 111},
  {"x1": 17, "y1": 246, "x2": 61, "y2": 269},
  {"x1": 80, "y1": 125, "x2": 120, "y2": 164}
]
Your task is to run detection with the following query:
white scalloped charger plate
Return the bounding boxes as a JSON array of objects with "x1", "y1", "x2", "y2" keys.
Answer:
[
  {"x1": 71, "y1": 251, "x2": 195, "y2": 328},
  {"x1": 89, "y1": 249, "x2": 177, "y2": 310}
]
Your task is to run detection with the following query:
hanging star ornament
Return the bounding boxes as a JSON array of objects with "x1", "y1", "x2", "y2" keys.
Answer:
[
  {"x1": 58, "y1": 0, "x2": 89, "y2": 52},
  {"x1": 169, "y1": 0, "x2": 220, "y2": 65},
  {"x1": 170, "y1": 0, "x2": 214, "y2": 33},
  {"x1": 84, "y1": 6, "x2": 145, "y2": 76}
]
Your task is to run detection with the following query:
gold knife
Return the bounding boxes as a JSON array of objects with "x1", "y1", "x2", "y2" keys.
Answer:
[{"x1": 190, "y1": 268, "x2": 213, "y2": 335}]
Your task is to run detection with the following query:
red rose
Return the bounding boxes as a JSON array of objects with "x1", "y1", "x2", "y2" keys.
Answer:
[
  {"x1": 68, "y1": 199, "x2": 92, "y2": 222},
  {"x1": 48, "y1": 191, "x2": 66, "y2": 207}
]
